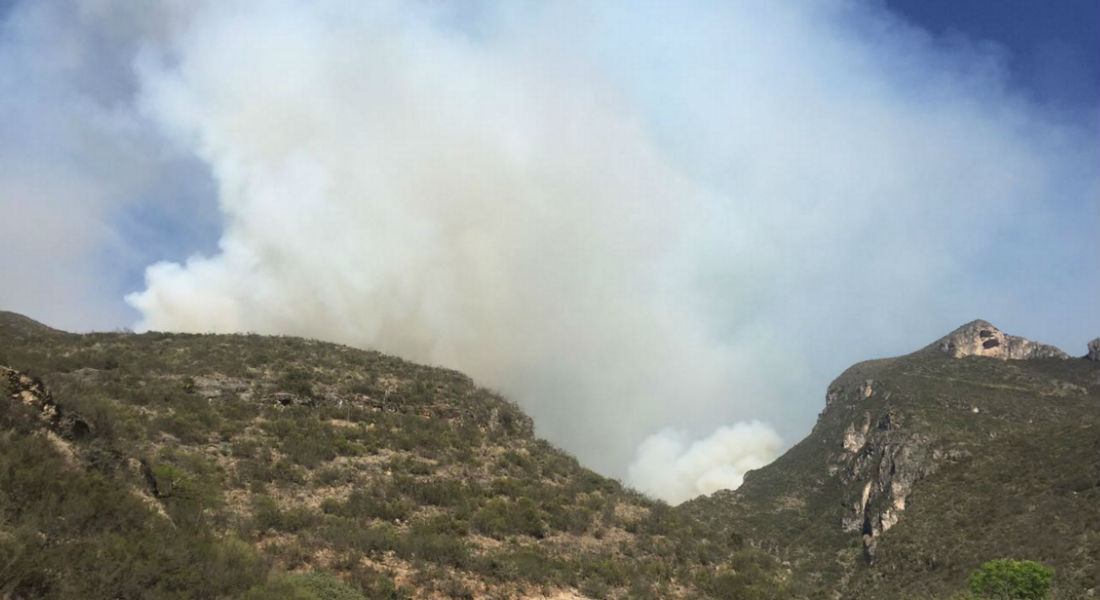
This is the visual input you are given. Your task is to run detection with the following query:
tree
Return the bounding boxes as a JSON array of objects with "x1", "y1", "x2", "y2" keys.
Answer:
[{"x1": 967, "y1": 559, "x2": 1053, "y2": 600}]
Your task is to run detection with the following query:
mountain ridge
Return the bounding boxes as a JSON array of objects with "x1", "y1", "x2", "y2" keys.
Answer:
[
  {"x1": 685, "y1": 319, "x2": 1098, "y2": 598},
  {"x1": 1, "y1": 310, "x2": 1096, "y2": 599}
]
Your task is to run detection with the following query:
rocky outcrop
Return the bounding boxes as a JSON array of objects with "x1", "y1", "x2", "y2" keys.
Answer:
[
  {"x1": 833, "y1": 404, "x2": 941, "y2": 564},
  {"x1": 684, "y1": 319, "x2": 1098, "y2": 597},
  {"x1": 1088, "y1": 338, "x2": 1100, "y2": 362},
  {"x1": 823, "y1": 319, "x2": 1076, "y2": 559},
  {"x1": 826, "y1": 377, "x2": 877, "y2": 407},
  {"x1": 824, "y1": 319, "x2": 1069, "y2": 565},
  {"x1": 831, "y1": 405, "x2": 976, "y2": 565},
  {"x1": 928, "y1": 319, "x2": 1067, "y2": 360},
  {"x1": 2, "y1": 365, "x2": 89, "y2": 439}
]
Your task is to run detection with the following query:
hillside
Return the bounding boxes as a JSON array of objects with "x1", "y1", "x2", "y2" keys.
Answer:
[
  {"x1": 0, "y1": 311, "x2": 787, "y2": 600},
  {"x1": 2, "y1": 311, "x2": 1096, "y2": 599},
  {"x1": 684, "y1": 320, "x2": 1100, "y2": 599}
]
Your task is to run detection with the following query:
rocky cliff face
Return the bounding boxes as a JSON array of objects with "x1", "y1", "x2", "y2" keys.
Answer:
[
  {"x1": 1088, "y1": 338, "x2": 1100, "y2": 362},
  {"x1": 927, "y1": 319, "x2": 1068, "y2": 360},
  {"x1": 683, "y1": 319, "x2": 1099, "y2": 599},
  {"x1": 828, "y1": 320, "x2": 1073, "y2": 563},
  {"x1": 831, "y1": 403, "x2": 934, "y2": 564},
  {"x1": 828, "y1": 390, "x2": 976, "y2": 565}
]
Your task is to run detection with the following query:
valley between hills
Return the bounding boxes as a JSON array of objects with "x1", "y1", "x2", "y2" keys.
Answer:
[{"x1": 1, "y1": 311, "x2": 1096, "y2": 599}]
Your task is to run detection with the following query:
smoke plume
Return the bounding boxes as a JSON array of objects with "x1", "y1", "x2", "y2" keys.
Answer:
[
  {"x1": 628, "y1": 423, "x2": 782, "y2": 505},
  {"x1": 2, "y1": 1, "x2": 1096, "y2": 502}
]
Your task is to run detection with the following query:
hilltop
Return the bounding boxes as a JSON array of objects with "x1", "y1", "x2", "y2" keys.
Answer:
[{"x1": 684, "y1": 320, "x2": 1099, "y2": 599}]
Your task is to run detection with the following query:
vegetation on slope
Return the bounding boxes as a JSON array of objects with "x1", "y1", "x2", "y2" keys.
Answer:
[
  {"x1": 685, "y1": 346, "x2": 1099, "y2": 599},
  {"x1": 0, "y1": 312, "x2": 787, "y2": 599}
]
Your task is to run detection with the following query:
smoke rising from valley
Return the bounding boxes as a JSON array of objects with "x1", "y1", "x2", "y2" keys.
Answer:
[
  {"x1": 628, "y1": 423, "x2": 783, "y2": 505},
  {"x1": 2, "y1": 1, "x2": 1097, "y2": 502}
]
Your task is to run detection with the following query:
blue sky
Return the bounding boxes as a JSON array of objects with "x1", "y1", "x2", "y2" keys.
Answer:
[
  {"x1": 0, "y1": 0, "x2": 1096, "y2": 498},
  {"x1": 887, "y1": 0, "x2": 1099, "y2": 112}
]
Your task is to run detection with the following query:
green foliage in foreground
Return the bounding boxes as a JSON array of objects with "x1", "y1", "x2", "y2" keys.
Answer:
[
  {"x1": 0, "y1": 431, "x2": 268, "y2": 599},
  {"x1": 967, "y1": 559, "x2": 1054, "y2": 600}
]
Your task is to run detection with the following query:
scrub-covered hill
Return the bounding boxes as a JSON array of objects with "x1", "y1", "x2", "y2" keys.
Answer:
[
  {"x1": 4, "y1": 311, "x2": 1094, "y2": 599},
  {"x1": 684, "y1": 320, "x2": 1100, "y2": 599},
  {"x1": 0, "y1": 311, "x2": 787, "y2": 600}
]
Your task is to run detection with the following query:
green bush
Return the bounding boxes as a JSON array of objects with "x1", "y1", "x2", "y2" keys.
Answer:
[
  {"x1": 148, "y1": 452, "x2": 224, "y2": 529},
  {"x1": 237, "y1": 571, "x2": 365, "y2": 600},
  {"x1": 328, "y1": 488, "x2": 413, "y2": 522},
  {"x1": 388, "y1": 456, "x2": 435, "y2": 475},
  {"x1": 319, "y1": 517, "x2": 398, "y2": 555},
  {"x1": 277, "y1": 368, "x2": 315, "y2": 398},
  {"x1": 250, "y1": 495, "x2": 319, "y2": 533},
  {"x1": 344, "y1": 567, "x2": 410, "y2": 600},
  {"x1": 0, "y1": 432, "x2": 267, "y2": 598},
  {"x1": 264, "y1": 416, "x2": 353, "y2": 468},
  {"x1": 404, "y1": 479, "x2": 476, "y2": 508},
  {"x1": 472, "y1": 498, "x2": 545, "y2": 539},
  {"x1": 316, "y1": 464, "x2": 356, "y2": 486},
  {"x1": 397, "y1": 528, "x2": 470, "y2": 567},
  {"x1": 473, "y1": 547, "x2": 566, "y2": 586},
  {"x1": 410, "y1": 514, "x2": 469, "y2": 537},
  {"x1": 547, "y1": 504, "x2": 593, "y2": 534},
  {"x1": 967, "y1": 559, "x2": 1054, "y2": 600}
]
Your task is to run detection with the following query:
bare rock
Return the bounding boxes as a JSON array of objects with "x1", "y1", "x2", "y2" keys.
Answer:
[
  {"x1": 1088, "y1": 338, "x2": 1100, "y2": 362},
  {"x1": 842, "y1": 414, "x2": 871, "y2": 453},
  {"x1": 833, "y1": 405, "x2": 935, "y2": 564},
  {"x1": 929, "y1": 320, "x2": 1068, "y2": 360},
  {"x1": 826, "y1": 378, "x2": 881, "y2": 407},
  {"x1": 2, "y1": 365, "x2": 90, "y2": 439}
]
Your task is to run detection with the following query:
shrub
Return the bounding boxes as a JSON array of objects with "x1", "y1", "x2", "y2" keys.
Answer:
[
  {"x1": 319, "y1": 517, "x2": 398, "y2": 555},
  {"x1": 0, "y1": 432, "x2": 267, "y2": 598},
  {"x1": 405, "y1": 479, "x2": 474, "y2": 508},
  {"x1": 236, "y1": 571, "x2": 365, "y2": 600},
  {"x1": 148, "y1": 453, "x2": 223, "y2": 529},
  {"x1": 250, "y1": 495, "x2": 319, "y2": 533},
  {"x1": 277, "y1": 368, "x2": 315, "y2": 398},
  {"x1": 397, "y1": 528, "x2": 470, "y2": 567},
  {"x1": 345, "y1": 567, "x2": 410, "y2": 600},
  {"x1": 472, "y1": 498, "x2": 545, "y2": 539},
  {"x1": 967, "y1": 559, "x2": 1054, "y2": 600},
  {"x1": 288, "y1": 572, "x2": 366, "y2": 600},
  {"x1": 472, "y1": 547, "x2": 565, "y2": 586},
  {"x1": 388, "y1": 456, "x2": 435, "y2": 475},
  {"x1": 316, "y1": 465, "x2": 355, "y2": 486},
  {"x1": 547, "y1": 504, "x2": 593, "y2": 535},
  {"x1": 326, "y1": 489, "x2": 413, "y2": 522}
]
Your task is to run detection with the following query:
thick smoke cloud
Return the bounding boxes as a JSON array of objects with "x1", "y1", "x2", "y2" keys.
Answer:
[
  {"x1": 3, "y1": 1, "x2": 1097, "y2": 502},
  {"x1": 628, "y1": 422, "x2": 783, "y2": 506}
]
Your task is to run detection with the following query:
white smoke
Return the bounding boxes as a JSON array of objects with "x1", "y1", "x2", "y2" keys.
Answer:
[
  {"x1": 2, "y1": 0, "x2": 1095, "y2": 501},
  {"x1": 121, "y1": 0, "x2": 1097, "y2": 487},
  {"x1": 628, "y1": 422, "x2": 782, "y2": 505},
  {"x1": 125, "y1": 0, "x2": 758, "y2": 479}
]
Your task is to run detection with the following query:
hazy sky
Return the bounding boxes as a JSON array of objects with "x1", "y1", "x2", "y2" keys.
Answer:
[{"x1": 1, "y1": 0, "x2": 1096, "y2": 502}]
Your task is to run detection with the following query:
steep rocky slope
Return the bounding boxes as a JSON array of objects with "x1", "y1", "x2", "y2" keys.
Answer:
[
  {"x1": 0, "y1": 311, "x2": 786, "y2": 600},
  {"x1": 684, "y1": 320, "x2": 1099, "y2": 599}
]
